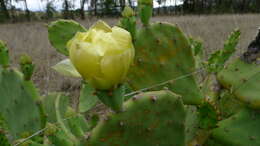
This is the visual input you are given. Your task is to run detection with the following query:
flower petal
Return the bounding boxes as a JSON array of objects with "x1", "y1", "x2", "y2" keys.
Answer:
[
  {"x1": 111, "y1": 26, "x2": 132, "y2": 49},
  {"x1": 52, "y1": 59, "x2": 81, "y2": 78},
  {"x1": 90, "y1": 20, "x2": 112, "y2": 32},
  {"x1": 69, "y1": 42, "x2": 102, "y2": 80},
  {"x1": 101, "y1": 49, "x2": 132, "y2": 86}
]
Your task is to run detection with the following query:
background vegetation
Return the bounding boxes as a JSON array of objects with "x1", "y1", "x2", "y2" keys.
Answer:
[{"x1": 1, "y1": 0, "x2": 260, "y2": 22}]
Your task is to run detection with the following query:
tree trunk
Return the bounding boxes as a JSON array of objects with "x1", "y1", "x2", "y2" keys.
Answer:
[
  {"x1": 257, "y1": 0, "x2": 260, "y2": 12},
  {"x1": 0, "y1": 0, "x2": 10, "y2": 20},
  {"x1": 80, "y1": 0, "x2": 86, "y2": 19},
  {"x1": 128, "y1": 0, "x2": 132, "y2": 7},
  {"x1": 94, "y1": 0, "x2": 97, "y2": 15},
  {"x1": 119, "y1": 0, "x2": 125, "y2": 11},
  {"x1": 24, "y1": 0, "x2": 30, "y2": 21},
  {"x1": 63, "y1": 0, "x2": 69, "y2": 19}
]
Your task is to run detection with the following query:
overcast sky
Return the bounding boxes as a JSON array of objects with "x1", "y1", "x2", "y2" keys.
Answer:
[{"x1": 13, "y1": 0, "x2": 182, "y2": 11}]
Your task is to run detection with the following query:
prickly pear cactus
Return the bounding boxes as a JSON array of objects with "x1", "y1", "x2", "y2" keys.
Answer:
[
  {"x1": 138, "y1": 0, "x2": 153, "y2": 26},
  {"x1": 65, "y1": 107, "x2": 90, "y2": 138},
  {"x1": 42, "y1": 92, "x2": 69, "y2": 123},
  {"x1": 0, "y1": 132, "x2": 10, "y2": 146},
  {"x1": 208, "y1": 108, "x2": 260, "y2": 146},
  {"x1": 48, "y1": 19, "x2": 86, "y2": 56},
  {"x1": 207, "y1": 29, "x2": 240, "y2": 73},
  {"x1": 120, "y1": 6, "x2": 136, "y2": 38},
  {"x1": 0, "y1": 69, "x2": 41, "y2": 139},
  {"x1": 128, "y1": 23, "x2": 203, "y2": 105},
  {"x1": 0, "y1": 41, "x2": 9, "y2": 68},
  {"x1": 185, "y1": 106, "x2": 199, "y2": 145},
  {"x1": 215, "y1": 89, "x2": 244, "y2": 119},
  {"x1": 217, "y1": 58, "x2": 260, "y2": 109},
  {"x1": 45, "y1": 123, "x2": 74, "y2": 146},
  {"x1": 87, "y1": 90, "x2": 186, "y2": 146}
]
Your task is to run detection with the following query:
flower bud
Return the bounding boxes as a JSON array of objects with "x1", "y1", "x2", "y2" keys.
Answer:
[
  {"x1": 122, "y1": 6, "x2": 135, "y2": 17},
  {"x1": 68, "y1": 20, "x2": 135, "y2": 90}
]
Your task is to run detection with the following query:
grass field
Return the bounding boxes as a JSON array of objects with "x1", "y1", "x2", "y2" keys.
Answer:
[{"x1": 0, "y1": 14, "x2": 259, "y2": 104}]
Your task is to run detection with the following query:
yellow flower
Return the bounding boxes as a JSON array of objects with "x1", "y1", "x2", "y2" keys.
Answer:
[{"x1": 67, "y1": 20, "x2": 135, "y2": 90}]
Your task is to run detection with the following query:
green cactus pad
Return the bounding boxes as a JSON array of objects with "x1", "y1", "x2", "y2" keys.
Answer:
[
  {"x1": 185, "y1": 106, "x2": 199, "y2": 145},
  {"x1": 19, "y1": 54, "x2": 35, "y2": 80},
  {"x1": 87, "y1": 90, "x2": 186, "y2": 146},
  {"x1": 128, "y1": 22, "x2": 203, "y2": 105},
  {"x1": 79, "y1": 83, "x2": 99, "y2": 113},
  {"x1": 0, "y1": 132, "x2": 10, "y2": 146},
  {"x1": 138, "y1": 4, "x2": 153, "y2": 26},
  {"x1": 215, "y1": 90, "x2": 244, "y2": 119},
  {"x1": 0, "y1": 69, "x2": 41, "y2": 139},
  {"x1": 47, "y1": 127, "x2": 75, "y2": 146},
  {"x1": 122, "y1": 6, "x2": 135, "y2": 17},
  {"x1": 0, "y1": 40, "x2": 9, "y2": 68},
  {"x1": 65, "y1": 107, "x2": 90, "y2": 137},
  {"x1": 207, "y1": 29, "x2": 240, "y2": 73},
  {"x1": 210, "y1": 108, "x2": 260, "y2": 146},
  {"x1": 217, "y1": 59, "x2": 260, "y2": 109},
  {"x1": 42, "y1": 92, "x2": 69, "y2": 123},
  {"x1": 48, "y1": 19, "x2": 86, "y2": 56}
]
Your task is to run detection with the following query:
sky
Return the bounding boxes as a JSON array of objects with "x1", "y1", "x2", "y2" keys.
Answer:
[{"x1": 13, "y1": 0, "x2": 182, "y2": 11}]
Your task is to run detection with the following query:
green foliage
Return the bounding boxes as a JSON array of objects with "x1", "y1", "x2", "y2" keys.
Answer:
[
  {"x1": 215, "y1": 90, "x2": 244, "y2": 119},
  {"x1": 79, "y1": 82, "x2": 99, "y2": 113},
  {"x1": 197, "y1": 102, "x2": 218, "y2": 129},
  {"x1": 185, "y1": 106, "x2": 199, "y2": 145},
  {"x1": 48, "y1": 19, "x2": 87, "y2": 56},
  {"x1": 217, "y1": 59, "x2": 260, "y2": 109},
  {"x1": 88, "y1": 114, "x2": 100, "y2": 130},
  {"x1": 54, "y1": 93, "x2": 78, "y2": 144},
  {"x1": 52, "y1": 59, "x2": 81, "y2": 78},
  {"x1": 138, "y1": 0, "x2": 153, "y2": 26},
  {"x1": 128, "y1": 22, "x2": 203, "y2": 105},
  {"x1": 0, "y1": 68, "x2": 41, "y2": 139},
  {"x1": 121, "y1": 6, "x2": 135, "y2": 17},
  {"x1": 87, "y1": 90, "x2": 186, "y2": 146},
  {"x1": 0, "y1": 40, "x2": 9, "y2": 68},
  {"x1": 189, "y1": 37, "x2": 205, "y2": 70},
  {"x1": 47, "y1": 127, "x2": 75, "y2": 146},
  {"x1": 120, "y1": 7, "x2": 136, "y2": 39},
  {"x1": 2, "y1": 3, "x2": 260, "y2": 145},
  {"x1": 42, "y1": 92, "x2": 69, "y2": 123},
  {"x1": 65, "y1": 107, "x2": 89, "y2": 138},
  {"x1": 138, "y1": 4, "x2": 153, "y2": 26},
  {"x1": 19, "y1": 54, "x2": 35, "y2": 80},
  {"x1": 0, "y1": 131, "x2": 10, "y2": 146},
  {"x1": 210, "y1": 108, "x2": 260, "y2": 146},
  {"x1": 96, "y1": 84, "x2": 126, "y2": 112},
  {"x1": 207, "y1": 29, "x2": 240, "y2": 73}
]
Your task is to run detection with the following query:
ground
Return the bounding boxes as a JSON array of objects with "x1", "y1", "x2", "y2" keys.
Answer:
[{"x1": 0, "y1": 14, "x2": 259, "y2": 109}]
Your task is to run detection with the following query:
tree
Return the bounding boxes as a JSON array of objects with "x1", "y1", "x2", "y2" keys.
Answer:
[
  {"x1": 80, "y1": 0, "x2": 87, "y2": 19},
  {"x1": 119, "y1": 0, "x2": 125, "y2": 11},
  {"x1": 0, "y1": 0, "x2": 10, "y2": 21},
  {"x1": 90, "y1": 0, "x2": 97, "y2": 15},
  {"x1": 46, "y1": 1, "x2": 56, "y2": 19},
  {"x1": 62, "y1": 0, "x2": 74, "y2": 19}
]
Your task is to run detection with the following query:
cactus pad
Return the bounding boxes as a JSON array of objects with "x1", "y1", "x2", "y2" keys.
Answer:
[
  {"x1": 217, "y1": 59, "x2": 260, "y2": 109},
  {"x1": 48, "y1": 20, "x2": 86, "y2": 56},
  {"x1": 128, "y1": 23, "x2": 203, "y2": 105},
  {"x1": 0, "y1": 40, "x2": 9, "y2": 68},
  {"x1": 0, "y1": 69, "x2": 41, "y2": 139},
  {"x1": 210, "y1": 108, "x2": 260, "y2": 146},
  {"x1": 87, "y1": 90, "x2": 186, "y2": 146},
  {"x1": 42, "y1": 92, "x2": 69, "y2": 123}
]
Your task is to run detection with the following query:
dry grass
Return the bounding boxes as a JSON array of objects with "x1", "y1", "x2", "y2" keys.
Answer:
[{"x1": 0, "y1": 14, "x2": 259, "y2": 102}]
